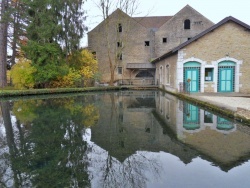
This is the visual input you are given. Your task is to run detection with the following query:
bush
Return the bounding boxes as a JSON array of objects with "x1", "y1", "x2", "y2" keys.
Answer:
[{"x1": 10, "y1": 58, "x2": 36, "y2": 89}]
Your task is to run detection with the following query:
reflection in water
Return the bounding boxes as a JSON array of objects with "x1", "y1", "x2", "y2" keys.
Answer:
[{"x1": 0, "y1": 91, "x2": 250, "y2": 187}]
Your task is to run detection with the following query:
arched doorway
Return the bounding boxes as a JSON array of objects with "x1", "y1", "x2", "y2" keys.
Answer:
[
  {"x1": 218, "y1": 61, "x2": 235, "y2": 92},
  {"x1": 184, "y1": 62, "x2": 201, "y2": 92}
]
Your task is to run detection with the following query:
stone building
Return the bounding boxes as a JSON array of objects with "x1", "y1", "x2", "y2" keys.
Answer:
[
  {"x1": 88, "y1": 5, "x2": 213, "y2": 84},
  {"x1": 152, "y1": 16, "x2": 250, "y2": 93}
]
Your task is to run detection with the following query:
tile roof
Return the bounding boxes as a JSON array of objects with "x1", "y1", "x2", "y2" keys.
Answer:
[
  {"x1": 151, "y1": 16, "x2": 250, "y2": 64},
  {"x1": 133, "y1": 16, "x2": 173, "y2": 29}
]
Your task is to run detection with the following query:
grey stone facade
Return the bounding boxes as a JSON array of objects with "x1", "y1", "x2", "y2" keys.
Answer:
[{"x1": 88, "y1": 5, "x2": 214, "y2": 84}]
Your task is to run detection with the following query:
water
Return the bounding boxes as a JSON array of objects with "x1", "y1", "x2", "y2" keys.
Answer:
[{"x1": 0, "y1": 90, "x2": 250, "y2": 188}]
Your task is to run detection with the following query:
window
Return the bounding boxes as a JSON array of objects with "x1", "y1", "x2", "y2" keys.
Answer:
[
  {"x1": 117, "y1": 53, "x2": 122, "y2": 60},
  {"x1": 117, "y1": 41, "x2": 122, "y2": 47},
  {"x1": 118, "y1": 23, "x2": 122, "y2": 32},
  {"x1": 145, "y1": 41, "x2": 150, "y2": 46},
  {"x1": 204, "y1": 111, "x2": 213, "y2": 123},
  {"x1": 166, "y1": 65, "x2": 170, "y2": 84},
  {"x1": 118, "y1": 67, "x2": 122, "y2": 74},
  {"x1": 184, "y1": 19, "x2": 191, "y2": 29},
  {"x1": 163, "y1": 38, "x2": 167, "y2": 43},
  {"x1": 205, "y1": 68, "x2": 213, "y2": 81},
  {"x1": 187, "y1": 37, "x2": 191, "y2": 40},
  {"x1": 92, "y1": 51, "x2": 96, "y2": 59}
]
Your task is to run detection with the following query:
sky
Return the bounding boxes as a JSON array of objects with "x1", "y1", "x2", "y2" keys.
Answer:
[{"x1": 82, "y1": 0, "x2": 250, "y2": 46}]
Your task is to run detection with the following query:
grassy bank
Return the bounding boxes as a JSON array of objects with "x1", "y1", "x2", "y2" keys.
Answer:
[{"x1": 0, "y1": 86, "x2": 122, "y2": 98}]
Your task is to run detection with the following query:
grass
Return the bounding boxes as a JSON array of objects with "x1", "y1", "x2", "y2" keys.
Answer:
[{"x1": 0, "y1": 86, "x2": 123, "y2": 98}]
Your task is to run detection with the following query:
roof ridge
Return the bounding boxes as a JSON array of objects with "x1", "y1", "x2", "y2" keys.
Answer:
[{"x1": 152, "y1": 16, "x2": 250, "y2": 63}]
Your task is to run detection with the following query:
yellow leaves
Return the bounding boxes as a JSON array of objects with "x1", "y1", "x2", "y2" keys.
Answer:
[
  {"x1": 12, "y1": 100, "x2": 40, "y2": 125},
  {"x1": 50, "y1": 68, "x2": 81, "y2": 88},
  {"x1": 82, "y1": 104, "x2": 99, "y2": 127},
  {"x1": 10, "y1": 58, "x2": 36, "y2": 89}
]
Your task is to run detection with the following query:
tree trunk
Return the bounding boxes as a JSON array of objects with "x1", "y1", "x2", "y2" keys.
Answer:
[{"x1": 0, "y1": 0, "x2": 8, "y2": 87}]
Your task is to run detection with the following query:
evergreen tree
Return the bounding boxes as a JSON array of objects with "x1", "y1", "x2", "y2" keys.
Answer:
[{"x1": 22, "y1": 0, "x2": 87, "y2": 87}]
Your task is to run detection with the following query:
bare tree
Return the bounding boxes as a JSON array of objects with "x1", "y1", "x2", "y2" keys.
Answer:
[{"x1": 93, "y1": 0, "x2": 139, "y2": 85}]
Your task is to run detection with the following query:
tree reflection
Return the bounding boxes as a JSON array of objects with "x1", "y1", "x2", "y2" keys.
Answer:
[
  {"x1": 90, "y1": 151, "x2": 162, "y2": 188},
  {"x1": 0, "y1": 95, "x2": 99, "y2": 187}
]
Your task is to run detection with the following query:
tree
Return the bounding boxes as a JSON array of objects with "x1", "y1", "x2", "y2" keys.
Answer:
[
  {"x1": 0, "y1": 0, "x2": 9, "y2": 87},
  {"x1": 22, "y1": 0, "x2": 88, "y2": 87},
  {"x1": 94, "y1": 0, "x2": 139, "y2": 85},
  {"x1": 50, "y1": 49, "x2": 98, "y2": 88},
  {"x1": 10, "y1": 57, "x2": 36, "y2": 89},
  {"x1": 8, "y1": 0, "x2": 30, "y2": 67}
]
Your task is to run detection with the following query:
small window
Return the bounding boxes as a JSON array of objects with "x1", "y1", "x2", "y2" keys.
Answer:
[
  {"x1": 163, "y1": 38, "x2": 167, "y2": 43},
  {"x1": 204, "y1": 111, "x2": 213, "y2": 123},
  {"x1": 117, "y1": 42, "x2": 122, "y2": 47},
  {"x1": 92, "y1": 51, "x2": 96, "y2": 59},
  {"x1": 145, "y1": 41, "x2": 150, "y2": 46},
  {"x1": 117, "y1": 53, "x2": 122, "y2": 60},
  {"x1": 184, "y1": 19, "x2": 191, "y2": 29},
  {"x1": 187, "y1": 37, "x2": 191, "y2": 41},
  {"x1": 118, "y1": 67, "x2": 122, "y2": 74},
  {"x1": 205, "y1": 68, "x2": 213, "y2": 81},
  {"x1": 118, "y1": 23, "x2": 122, "y2": 32}
]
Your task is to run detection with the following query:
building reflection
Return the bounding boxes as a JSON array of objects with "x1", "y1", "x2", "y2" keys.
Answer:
[
  {"x1": 90, "y1": 90, "x2": 250, "y2": 173},
  {"x1": 155, "y1": 91, "x2": 250, "y2": 171}
]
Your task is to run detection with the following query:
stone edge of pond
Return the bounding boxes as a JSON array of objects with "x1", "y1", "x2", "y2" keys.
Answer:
[
  {"x1": 0, "y1": 86, "x2": 249, "y2": 125},
  {"x1": 158, "y1": 88, "x2": 250, "y2": 126},
  {"x1": 0, "y1": 86, "x2": 124, "y2": 98}
]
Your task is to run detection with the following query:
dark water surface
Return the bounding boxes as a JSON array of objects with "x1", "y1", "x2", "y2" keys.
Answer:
[{"x1": 0, "y1": 90, "x2": 250, "y2": 188}]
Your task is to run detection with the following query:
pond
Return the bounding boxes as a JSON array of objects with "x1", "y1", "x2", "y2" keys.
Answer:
[{"x1": 0, "y1": 90, "x2": 250, "y2": 188}]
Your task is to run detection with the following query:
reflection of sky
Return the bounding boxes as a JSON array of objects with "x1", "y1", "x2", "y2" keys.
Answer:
[
  {"x1": 85, "y1": 129, "x2": 250, "y2": 188},
  {"x1": 146, "y1": 152, "x2": 250, "y2": 188}
]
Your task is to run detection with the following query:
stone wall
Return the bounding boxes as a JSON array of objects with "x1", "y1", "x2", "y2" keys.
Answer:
[
  {"x1": 88, "y1": 6, "x2": 214, "y2": 83},
  {"x1": 155, "y1": 5, "x2": 214, "y2": 57},
  {"x1": 183, "y1": 22, "x2": 250, "y2": 93}
]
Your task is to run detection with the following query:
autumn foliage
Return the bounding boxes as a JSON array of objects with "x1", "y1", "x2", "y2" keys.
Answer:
[
  {"x1": 10, "y1": 58, "x2": 36, "y2": 89},
  {"x1": 10, "y1": 49, "x2": 98, "y2": 89}
]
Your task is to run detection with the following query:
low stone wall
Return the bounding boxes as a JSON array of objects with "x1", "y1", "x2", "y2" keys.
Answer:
[{"x1": 236, "y1": 107, "x2": 250, "y2": 120}]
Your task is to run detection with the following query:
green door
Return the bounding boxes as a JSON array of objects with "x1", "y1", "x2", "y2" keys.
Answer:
[
  {"x1": 185, "y1": 69, "x2": 199, "y2": 92},
  {"x1": 219, "y1": 68, "x2": 234, "y2": 92},
  {"x1": 183, "y1": 103, "x2": 200, "y2": 130}
]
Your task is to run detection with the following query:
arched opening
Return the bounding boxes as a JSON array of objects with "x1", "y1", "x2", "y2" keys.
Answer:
[
  {"x1": 183, "y1": 62, "x2": 201, "y2": 92},
  {"x1": 184, "y1": 19, "x2": 191, "y2": 29},
  {"x1": 218, "y1": 61, "x2": 236, "y2": 92},
  {"x1": 136, "y1": 71, "x2": 153, "y2": 78}
]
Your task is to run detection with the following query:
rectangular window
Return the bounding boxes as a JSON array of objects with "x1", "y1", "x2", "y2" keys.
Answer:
[
  {"x1": 204, "y1": 111, "x2": 213, "y2": 123},
  {"x1": 166, "y1": 65, "x2": 170, "y2": 84},
  {"x1": 118, "y1": 67, "x2": 122, "y2": 74},
  {"x1": 205, "y1": 68, "x2": 214, "y2": 81},
  {"x1": 92, "y1": 51, "x2": 96, "y2": 59},
  {"x1": 163, "y1": 38, "x2": 167, "y2": 43},
  {"x1": 118, "y1": 23, "x2": 122, "y2": 32},
  {"x1": 117, "y1": 53, "x2": 122, "y2": 60},
  {"x1": 145, "y1": 41, "x2": 150, "y2": 46},
  {"x1": 117, "y1": 41, "x2": 122, "y2": 47}
]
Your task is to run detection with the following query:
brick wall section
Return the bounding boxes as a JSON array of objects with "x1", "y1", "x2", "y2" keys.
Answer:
[{"x1": 183, "y1": 22, "x2": 250, "y2": 93}]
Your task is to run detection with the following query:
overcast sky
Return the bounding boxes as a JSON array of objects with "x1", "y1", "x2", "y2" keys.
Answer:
[{"x1": 82, "y1": 0, "x2": 250, "y2": 46}]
